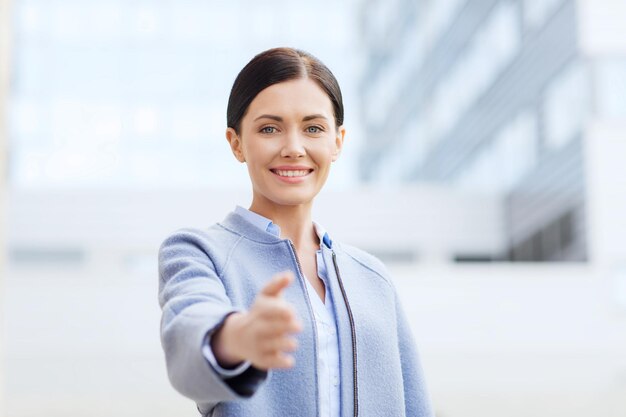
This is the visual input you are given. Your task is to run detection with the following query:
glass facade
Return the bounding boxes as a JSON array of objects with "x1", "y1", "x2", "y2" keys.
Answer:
[
  {"x1": 357, "y1": 0, "x2": 607, "y2": 261},
  {"x1": 429, "y1": 1, "x2": 520, "y2": 144}
]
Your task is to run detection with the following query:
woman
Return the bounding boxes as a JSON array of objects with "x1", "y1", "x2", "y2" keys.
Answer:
[{"x1": 158, "y1": 47, "x2": 433, "y2": 417}]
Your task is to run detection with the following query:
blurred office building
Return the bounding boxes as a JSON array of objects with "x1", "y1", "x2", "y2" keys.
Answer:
[{"x1": 357, "y1": 0, "x2": 626, "y2": 263}]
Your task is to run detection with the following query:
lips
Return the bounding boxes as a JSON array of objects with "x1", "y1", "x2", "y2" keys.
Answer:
[
  {"x1": 270, "y1": 169, "x2": 313, "y2": 177},
  {"x1": 269, "y1": 166, "x2": 314, "y2": 178},
  {"x1": 269, "y1": 166, "x2": 314, "y2": 183}
]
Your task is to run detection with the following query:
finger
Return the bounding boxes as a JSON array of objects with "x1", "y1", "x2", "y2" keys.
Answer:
[
  {"x1": 261, "y1": 271, "x2": 294, "y2": 297},
  {"x1": 257, "y1": 298, "x2": 296, "y2": 321},
  {"x1": 261, "y1": 314, "x2": 303, "y2": 335},
  {"x1": 278, "y1": 335, "x2": 298, "y2": 352},
  {"x1": 255, "y1": 317, "x2": 302, "y2": 345},
  {"x1": 261, "y1": 351, "x2": 295, "y2": 369},
  {"x1": 260, "y1": 335, "x2": 298, "y2": 354},
  {"x1": 290, "y1": 317, "x2": 303, "y2": 333},
  {"x1": 260, "y1": 303, "x2": 303, "y2": 334}
]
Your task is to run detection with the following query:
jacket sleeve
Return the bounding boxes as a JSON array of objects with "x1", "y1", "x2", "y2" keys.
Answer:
[
  {"x1": 157, "y1": 229, "x2": 268, "y2": 404},
  {"x1": 394, "y1": 287, "x2": 435, "y2": 417}
]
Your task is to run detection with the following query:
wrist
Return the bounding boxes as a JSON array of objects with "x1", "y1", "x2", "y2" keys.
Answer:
[{"x1": 212, "y1": 312, "x2": 247, "y2": 367}]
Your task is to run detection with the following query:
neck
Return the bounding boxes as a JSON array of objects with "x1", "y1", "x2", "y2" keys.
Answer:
[{"x1": 248, "y1": 198, "x2": 319, "y2": 250}]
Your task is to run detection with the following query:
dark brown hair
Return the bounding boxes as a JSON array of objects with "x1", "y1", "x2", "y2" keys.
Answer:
[{"x1": 227, "y1": 47, "x2": 344, "y2": 134}]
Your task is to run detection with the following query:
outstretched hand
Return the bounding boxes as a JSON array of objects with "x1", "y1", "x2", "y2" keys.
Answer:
[{"x1": 211, "y1": 271, "x2": 303, "y2": 370}]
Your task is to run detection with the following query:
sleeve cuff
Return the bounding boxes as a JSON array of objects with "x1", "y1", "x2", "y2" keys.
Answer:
[{"x1": 202, "y1": 317, "x2": 252, "y2": 378}]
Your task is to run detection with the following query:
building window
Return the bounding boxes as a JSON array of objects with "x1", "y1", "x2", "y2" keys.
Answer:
[
  {"x1": 455, "y1": 110, "x2": 537, "y2": 194},
  {"x1": 543, "y1": 60, "x2": 590, "y2": 151},
  {"x1": 523, "y1": 0, "x2": 565, "y2": 29},
  {"x1": 428, "y1": 1, "x2": 521, "y2": 143},
  {"x1": 509, "y1": 208, "x2": 578, "y2": 261},
  {"x1": 419, "y1": 0, "x2": 467, "y2": 51}
]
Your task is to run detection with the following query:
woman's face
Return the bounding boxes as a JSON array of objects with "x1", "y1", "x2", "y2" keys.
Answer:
[{"x1": 226, "y1": 77, "x2": 345, "y2": 208}]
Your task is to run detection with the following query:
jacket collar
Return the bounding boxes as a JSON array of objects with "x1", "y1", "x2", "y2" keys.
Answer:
[
  {"x1": 219, "y1": 211, "x2": 285, "y2": 244},
  {"x1": 219, "y1": 209, "x2": 333, "y2": 248}
]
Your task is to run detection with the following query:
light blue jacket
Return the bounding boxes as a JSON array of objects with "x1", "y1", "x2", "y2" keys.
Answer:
[{"x1": 158, "y1": 210, "x2": 434, "y2": 417}]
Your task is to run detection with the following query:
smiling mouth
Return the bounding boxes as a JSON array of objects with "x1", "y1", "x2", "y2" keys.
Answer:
[{"x1": 270, "y1": 169, "x2": 314, "y2": 178}]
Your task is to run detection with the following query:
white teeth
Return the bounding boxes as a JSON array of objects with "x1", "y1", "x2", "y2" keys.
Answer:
[{"x1": 274, "y1": 169, "x2": 310, "y2": 177}]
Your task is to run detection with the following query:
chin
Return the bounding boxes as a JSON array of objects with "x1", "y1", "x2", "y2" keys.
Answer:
[
  {"x1": 265, "y1": 189, "x2": 318, "y2": 207},
  {"x1": 272, "y1": 196, "x2": 315, "y2": 207}
]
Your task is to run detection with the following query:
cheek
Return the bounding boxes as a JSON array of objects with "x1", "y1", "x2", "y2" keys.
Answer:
[
  {"x1": 312, "y1": 142, "x2": 336, "y2": 166},
  {"x1": 243, "y1": 141, "x2": 271, "y2": 165}
]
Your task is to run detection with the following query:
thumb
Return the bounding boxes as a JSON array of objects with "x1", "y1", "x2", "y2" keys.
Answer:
[{"x1": 261, "y1": 271, "x2": 294, "y2": 297}]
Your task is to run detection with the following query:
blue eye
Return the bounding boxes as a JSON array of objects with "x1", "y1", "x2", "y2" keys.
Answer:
[
  {"x1": 260, "y1": 126, "x2": 277, "y2": 134},
  {"x1": 306, "y1": 126, "x2": 323, "y2": 134}
]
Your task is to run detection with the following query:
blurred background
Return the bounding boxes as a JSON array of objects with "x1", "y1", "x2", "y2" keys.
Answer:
[{"x1": 1, "y1": 0, "x2": 626, "y2": 415}]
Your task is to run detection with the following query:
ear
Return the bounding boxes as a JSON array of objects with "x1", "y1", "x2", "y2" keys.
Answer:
[
  {"x1": 332, "y1": 126, "x2": 346, "y2": 162},
  {"x1": 226, "y1": 127, "x2": 246, "y2": 163}
]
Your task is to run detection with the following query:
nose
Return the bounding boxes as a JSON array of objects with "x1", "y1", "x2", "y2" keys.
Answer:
[{"x1": 280, "y1": 130, "x2": 306, "y2": 158}]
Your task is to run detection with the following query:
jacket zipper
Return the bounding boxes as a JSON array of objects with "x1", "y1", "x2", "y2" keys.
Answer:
[
  {"x1": 288, "y1": 241, "x2": 359, "y2": 417},
  {"x1": 287, "y1": 241, "x2": 321, "y2": 417},
  {"x1": 332, "y1": 250, "x2": 359, "y2": 417}
]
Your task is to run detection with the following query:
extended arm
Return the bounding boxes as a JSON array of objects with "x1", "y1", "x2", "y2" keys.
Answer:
[
  {"x1": 158, "y1": 230, "x2": 268, "y2": 403},
  {"x1": 158, "y1": 229, "x2": 301, "y2": 405}
]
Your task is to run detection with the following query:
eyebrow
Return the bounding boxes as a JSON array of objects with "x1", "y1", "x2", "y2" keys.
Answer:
[
  {"x1": 302, "y1": 114, "x2": 328, "y2": 122},
  {"x1": 253, "y1": 114, "x2": 328, "y2": 122},
  {"x1": 254, "y1": 114, "x2": 283, "y2": 122}
]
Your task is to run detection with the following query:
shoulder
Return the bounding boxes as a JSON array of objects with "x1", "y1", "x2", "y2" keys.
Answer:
[
  {"x1": 334, "y1": 241, "x2": 393, "y2": 289},
  {"x1": 159, "y1": 223, "x2": 241, "y2": 251},
  {"x1": 158, "y1": 223, "x2": 244, "y2": 272}
]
